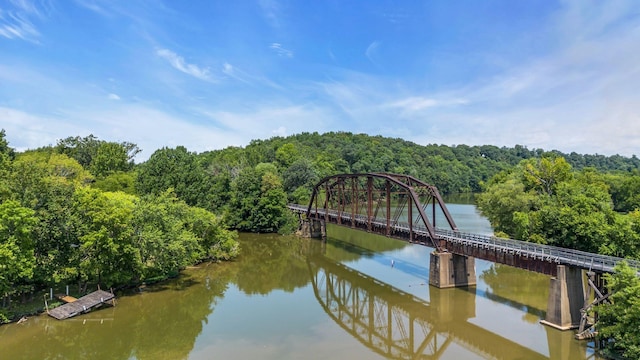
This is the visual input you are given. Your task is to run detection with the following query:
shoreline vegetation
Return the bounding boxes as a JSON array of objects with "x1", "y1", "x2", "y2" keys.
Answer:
[{"x1": 2, "y1": 130, "x2": 639, "y2": 358}]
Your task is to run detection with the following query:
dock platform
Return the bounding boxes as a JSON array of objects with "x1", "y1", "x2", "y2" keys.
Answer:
[{"x1": 48, "y1": 290, "x2": 115, "y2": 320}]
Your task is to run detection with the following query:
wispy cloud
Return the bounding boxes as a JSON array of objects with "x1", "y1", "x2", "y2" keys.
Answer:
[
  {"x1": 365, "y1": 41, "x2": 380, "y2": 64},
  {"x1": 221, "y1": 62, "x2": 284, "y2": 90},
  {"x1": 311, "y1": 0, "x2": 640, "y2": 156},
  {"x1": 221, "y1": 62, "x2": 250, "y2": 84},
  {"x1": 156, "y1": 48, "x2": 214, "y2": 81},
  {"x1": 388, "y1": 97, "x2": 438, "y2": 112},
  {"x1": 259, "y1": 0, "x2": 281, "y2": 28},
  {"x1": 384, "y1": 97, "x2": 469, "y2": 120},
  {"x1": 108, "y1": 93, "x2": 120, "y2": 100},
  {"x1": 270, "y1": 43, "x2": 293, "y2": 58},
  {"x1": 0, "y1": 0, "x2": 47, "y2": 42},
  {"x1": 72, "y1": 0, "x2": 108, "y2": 15},
  {"x1": 196, "y1": 103, "x2": 334, "y2": 141}
]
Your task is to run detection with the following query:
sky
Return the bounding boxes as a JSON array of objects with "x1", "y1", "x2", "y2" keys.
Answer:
[{"x1": 1, "y1": 0, "x2": 640, "y2": 161}]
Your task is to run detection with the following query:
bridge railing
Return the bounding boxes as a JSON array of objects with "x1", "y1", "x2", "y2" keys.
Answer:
[
  {"x1": 289, "y1": 204, "x2": 640, "y2": 274},
  {"x1": 434, "y1": 228, "x2": 640, "y2": 274}
]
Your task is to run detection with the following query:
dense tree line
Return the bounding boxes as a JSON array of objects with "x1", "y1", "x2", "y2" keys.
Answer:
[
  {"x1": 0, "y1": 131, "x2": 238, "y2": 323},
  {"x1": 477, "y1": 155, "x2": 640, "y2": 358},
  {"x1": 133, "y1": 131, "x2": 640, "y2": 235},
  {"x1": 476, "y1": 156, "x2": 640, "y2": 258}
]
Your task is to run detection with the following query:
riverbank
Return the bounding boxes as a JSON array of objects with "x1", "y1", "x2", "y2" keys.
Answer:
[{"x1": 1, "y1": 268, "x2": 195, "y2": 325}]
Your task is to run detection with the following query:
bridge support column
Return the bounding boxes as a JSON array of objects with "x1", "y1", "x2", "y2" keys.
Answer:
[
  {"x1": 429, "y1": 252, "x2": 476, "y2": 288},
  {"x1": 541, "y1": 265, "x2": 584, "y2": 330},
  {"x1": 298, "y1": 218, "x2": 326, "y2": 239}
]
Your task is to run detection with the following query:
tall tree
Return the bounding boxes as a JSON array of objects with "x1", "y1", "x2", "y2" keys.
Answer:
[
  {"x1": 597, "y1": 261, "x2": 640, "y2": 359},
  {"x1": 55, "y1": 134, "x2": 140, "y2": 173},
  {"x1": 90, "y1": 142, "x2": 132, "y2": 177},
  {"x1": 73, "y1": 187, "x2": 140, "y2": 287},
  {"x1": 227, "y1": 165, "x2": 291, "y2": 233},
  {"x1": 0, "y1": 201, "x2": 37, "y2": 299},
  {"x1": 136, "y1": 146, "x2": 212, "y2": 209},
  {"x1": 0, "y1": 130, "x2": 13, "y2": 201}
]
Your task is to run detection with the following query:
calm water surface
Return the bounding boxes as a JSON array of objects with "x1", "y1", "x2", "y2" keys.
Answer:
[{"x1": 0, "y1": 203, "x2": 602, "y2": 359}]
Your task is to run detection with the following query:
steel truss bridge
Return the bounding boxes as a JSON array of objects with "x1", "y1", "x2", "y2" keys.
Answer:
[
  {"x1": 308, "y1": 253, "x2": 550, "y2": 359},
  {"x1": 290, "y1": 173, "x2": 640, "y2": 276}
]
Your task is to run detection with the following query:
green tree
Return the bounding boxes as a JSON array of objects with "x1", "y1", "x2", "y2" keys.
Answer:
[
  {"x1": 90, "y1": 142, "x2": 132, "y2": 177},
  {"x1": 282, "y1": 158, "x2": 318, "y2": 197},
  {"x1": 227, "y1": 165, "x2": 291, "y2": 233},
  {"x1": 7, "y1": 152, "x2": 91, "y2": 286},
  {"x1": 597, "y1": 261, "x2": 640, "y2": 359},
  {"x1": 133, "y1": 192, "x2": 199, "y2": 280},
  {"x1": 92, "y1": 171, "x2": 137, "y2": 194},
  {"x1": 0, "y1": 130, "x2": 13, "y2": 201},
  {"x1": 73, "y1": 187, "x2": 140, "y2": 287},
  {"x1": 133, "y1": 190, "x2": 239, "y2": 280},
  {"x1": 0, "y1": 201, "x2": 37, "y2": 300},
  {"x1": 478, "y1": 158, "x2": 626, "y2": 254},
  {"x1": 56, "y1": 135, "x2": 140, "y2": 171},
  {"x1": 185, "y1": 205, "x2": 238, "y2": 260},
  {"x1": 530, "y1": 177, "x2": 614, "y2": 252},
  {"x1": 477, "y1": 171, "x2": 539, "y2": 237},
  {"x1": 136, "y1": 146, "x2": 212, "y2": 209},
  {"x1": 275, "y1": 143, "x2": 300, "y2": 168},
  {"x1": 606, "y1": 171, "x2": 640, "y2": 212},
  {"x1": 522, "y1": 156, "x2": 572, "y2": 196}
]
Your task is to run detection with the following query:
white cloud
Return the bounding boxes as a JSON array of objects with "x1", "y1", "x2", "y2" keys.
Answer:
[
  {"x1": 272, "y1": 126, "x2": 287, "y2": 136},
  {"x1": 0, "y1": 1, "x2": 42, "y2": 41},
  {"x1": 221, "y1": 62, "x2": 250, "y2": 84},
  {"x1": 9, "y1": 0, "x2": 39, "y2": 14},
  {"x1": 388, "y1": 97, "x2": 438, "y2": 112},
  {"x1": 0, "y1": 107, "x2": 87, "y2": 152},
  {"x1": 72, "y1": 0, "x2": 108, "y2": 15},
  {"x1": 365, "y1": 41, "x2": 380, "y2": 64},
  {"x1": 222, "y1": 62, "x2": 233, "y2": 75},
  {"x1": 1, "y1": 103, "x2": 247, "y2": 162},
  {"x1": 270, "y1": 43, "x2": 293, "y2": 58},
  {"x1": 308, "y1": 1, "x2": 640, "y2": 156},
  {"x1": 3, "y1": 0, "x2": 640, "y2": 161},
  {"x1": 156, "y1": 48, "x2": 214, "y2": 81},
  {"x1": 195, "y1": 102, "x2": 336, "y2": 142}
]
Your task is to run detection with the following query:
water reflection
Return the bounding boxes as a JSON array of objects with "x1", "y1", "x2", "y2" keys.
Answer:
[
  {"x1": 0, "y1": 263, "x2": 236, "y2": 360},
  {"x1": 479, "y1": 263, "x2": 549, "y2": 322},
  {"x1": 318, "y1": 198, "x2": 602, "y2": 359},
  {"x1": 311, "y1": 241, "x2": 546, "y2": 359}
]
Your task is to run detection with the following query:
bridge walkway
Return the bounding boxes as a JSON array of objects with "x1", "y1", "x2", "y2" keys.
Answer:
[{"x1": 289, "y1": 204, "x2": 640, "y2": 275}]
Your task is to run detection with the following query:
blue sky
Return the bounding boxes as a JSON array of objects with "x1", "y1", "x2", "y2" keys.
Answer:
[{"x1": 1, "y1": 0, "x2": 639, "y2": 161}]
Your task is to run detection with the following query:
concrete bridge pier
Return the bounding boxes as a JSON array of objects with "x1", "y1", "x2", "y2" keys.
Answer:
[
  {"x1": 541, "y1": 265, "x2": 584, "y2": 330},
  {"x1": 429, "y1": 251, "x2": 476, "y2": 288},
  {"x1": 298, "y1": 217, "x2": 326, "y2": 239}
]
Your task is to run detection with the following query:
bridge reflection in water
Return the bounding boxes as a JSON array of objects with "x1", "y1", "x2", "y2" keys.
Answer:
[{"x1": 307, "y1": 240, "x2": 593, "y2": 360}]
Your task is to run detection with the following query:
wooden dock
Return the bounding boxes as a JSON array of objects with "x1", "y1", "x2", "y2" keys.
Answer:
[{"x1": 48, "y1": 290, "x2": 115, "y2": 320}]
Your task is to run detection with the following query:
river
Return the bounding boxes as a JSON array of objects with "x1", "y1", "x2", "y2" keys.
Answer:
[{"x1": 0, "y1": 202, "x2": 602, "y2": 359}]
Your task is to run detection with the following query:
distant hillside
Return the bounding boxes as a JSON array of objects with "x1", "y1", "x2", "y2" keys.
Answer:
[{"x1": 201, "y1": 131, "x2": 640, "y2": 195}]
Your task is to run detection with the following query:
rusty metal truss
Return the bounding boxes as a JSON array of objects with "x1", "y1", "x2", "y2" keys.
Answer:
[{"x1": 306, "y1": 173, "x2": 457, "y2": 251}]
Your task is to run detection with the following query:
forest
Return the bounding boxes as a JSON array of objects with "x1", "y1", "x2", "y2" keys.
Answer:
[{"x1": 2, "y1": 129, "x2": 640, "y2": 356}]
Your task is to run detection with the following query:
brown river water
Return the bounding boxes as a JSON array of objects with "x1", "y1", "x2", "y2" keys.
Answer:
[{"x1": 0, "y1": 203, "x2": 602, "y2": 359}]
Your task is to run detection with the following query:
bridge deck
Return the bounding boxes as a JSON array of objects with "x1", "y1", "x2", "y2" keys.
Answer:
[
  {"x1": 289, "y1": 204, "x2": 640, "y2": 275},
  {"x1": 48, "y1": 290, "x2": 115, "y2": 320}
]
